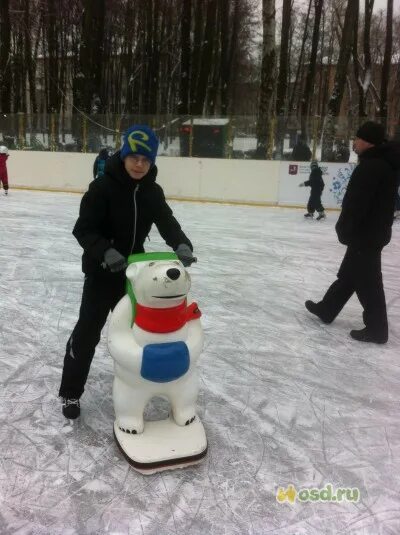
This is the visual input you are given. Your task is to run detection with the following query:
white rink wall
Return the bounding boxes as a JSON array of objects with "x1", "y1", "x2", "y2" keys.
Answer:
[{"x1": 7, "y1": 150, "x2": 355, "y2": 208}]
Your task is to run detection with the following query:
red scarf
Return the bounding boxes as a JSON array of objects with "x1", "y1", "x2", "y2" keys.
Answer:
[{"x1": 134, "y1": 300, "x2": 201, "y2": 333}]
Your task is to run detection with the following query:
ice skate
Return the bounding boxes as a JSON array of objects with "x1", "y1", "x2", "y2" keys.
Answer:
[
  {"x1": 62, "y1": 397, "x2": 81, "y2": 419},
  {"x1": 316, "y1": 211, "x2": 326, "y2": 221},
  {"x1": 304, "y1": 212, "x2": 314, "y2": 218}
]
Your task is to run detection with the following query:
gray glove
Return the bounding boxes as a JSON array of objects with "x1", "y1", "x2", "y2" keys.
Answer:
[
  {"x1": 175, "y1": 243, "x2": 196, "y2": 267},
  {"x1": 299, "y1": 182, "x2": 305, "y2": 187},
  {"x1": 103, "y1": 248, "x2": 127, "y2": 273}
]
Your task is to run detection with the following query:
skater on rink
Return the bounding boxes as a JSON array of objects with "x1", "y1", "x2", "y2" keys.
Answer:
[
  {"x1": 59, "y1": 125, "x2": 196, "y2": 419},
  {"x1": 299, "y1": 160, "x2": 326, "y2": 220},
  {"x1": 93, "y1": 148, "x2": 110, "y2": 179},
  {"x1": 0, "y1": 145, "x2": 9, "y2": 195},
  {"x1": 305, "y1": 121, "x2": 400, "y2": 344}
]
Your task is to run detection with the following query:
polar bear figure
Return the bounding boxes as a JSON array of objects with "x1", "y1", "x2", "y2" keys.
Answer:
[{"x1": 108, "y1": 252, "x2": 204, "y2": 435}]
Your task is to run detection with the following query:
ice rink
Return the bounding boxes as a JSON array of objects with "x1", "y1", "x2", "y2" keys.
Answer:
[{"x1": 0, "y1": 189, "x2": 399, "y2": 535}]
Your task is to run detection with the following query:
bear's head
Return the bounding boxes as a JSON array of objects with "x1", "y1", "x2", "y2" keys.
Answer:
[{"x1": 126, "y1": 253, "x2": 191, "y2": 313}]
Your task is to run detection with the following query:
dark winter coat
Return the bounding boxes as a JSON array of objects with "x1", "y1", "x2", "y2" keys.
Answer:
[
  {"x1": 336, "y1": 143, "x2": 400, "y2": 250},
  {"x1": 335, "y1": 144, "x2": 350, "y2": 163},
  {"x1": 93, "y1": 149, "x2": 109, "y2": 179},
  {"x1": 291, "y1": 141, "x2": 312, "y2": 161},
  {"x1": 0, "y1": 153, "x2": 8, "y2": 171},
  {"x1": 73, "y1": 152, "x2": 193, "y2": 276},
  {"x1": 304, "y1": 168, "x2": 324, "y2": 195}
]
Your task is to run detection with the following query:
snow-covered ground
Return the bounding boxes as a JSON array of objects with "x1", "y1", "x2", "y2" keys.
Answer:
[{"x1": 0, "y1": 190, "x2": 399, "y2": 535}]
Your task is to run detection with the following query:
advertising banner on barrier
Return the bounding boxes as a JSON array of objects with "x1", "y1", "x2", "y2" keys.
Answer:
[{"x1": 278, "y1": 161, "x2": 356, "y2": 209}]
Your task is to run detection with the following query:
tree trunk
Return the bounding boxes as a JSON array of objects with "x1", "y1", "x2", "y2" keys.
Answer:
[
  {"x1": 192, "y1": 0, "x2": 217, "y2": 115},
  {"x1": 300, "y1": 0, "x2": 324, "y2": 140},
  {"x1": 275, "y1": 0, "x2": 291, "y2": 158},
  {"x1": 0, "y1": 0, "x2": 11, "y2": 113},
  {"x1": 353, "y1": 0, "x2": 374, "y2": 119},
  {"x1": 288, "y1": 0, "x2": 312, "y2": 116},
  {"x1": 380, "y1": 0, "x2": 393, "y2": 130},
  {"x1": 73, "y1": 0, "x2": 105, "y2": 114},
  {"x1": 321, "y1": 0, "x2": 358, "y2": 161},
  {"x1": 256, "y1": 0, "x2": 276, "y2": 159},
  {"x1": 178, "y1": 0, "x2": 191, "y2": 115}
]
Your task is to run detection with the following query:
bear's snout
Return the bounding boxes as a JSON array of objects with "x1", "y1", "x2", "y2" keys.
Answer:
[{"x1": 166, "y1": 268, "x2": 181, "y2": 281}]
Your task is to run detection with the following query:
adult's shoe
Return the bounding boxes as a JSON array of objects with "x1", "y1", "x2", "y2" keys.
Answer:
[
  {"x1": 305, "y1": 300, "x2": 333, "y2": 324},
  {"x1": 350, "y1": 328, "x2": 387, "y2": 344}
]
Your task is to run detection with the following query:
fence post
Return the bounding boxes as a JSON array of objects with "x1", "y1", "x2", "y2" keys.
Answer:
[
  {"x1": 189, "y1": 117, "x2": 194, "y2": 157},
  {"x1": 18, "y1": 112, "x2": 25, "y2": 149},
  {"x1": 82, "y1": 116, "x2": 87, "y2": 153},
  {"x1": 50, "y1": 113, "x2": 56, "y2": 151},
  {"x1": 115, "y1": 116, "x2": 121, "y2": 150},
  {"x1": 227, "y1": 118, "x2": 234, "y2": 159},
  {"x1": 312, "y1": 116, "x2": 319, "y2": 160},
  {"x1": 267, "y1": 117, "x2": 276, "y2": 159}
]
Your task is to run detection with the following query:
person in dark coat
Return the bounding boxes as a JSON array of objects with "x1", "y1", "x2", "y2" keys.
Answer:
[
  {"x1": 291, "y1": 135, "x2": 312, "y2": 161},
  {"x1": 93, "y1": 148, "x2": 109, "y2": 179},
  {"x1": 59, "y1": 125, "x2": 195, "y2": 419},
  {"x1": 305, "y1": 121, "x2": 400, "y2": 344},
  {"x1": 334, "y1": 140, "x2": 350, "y2": 163},
  {"x1": 0, "y1": 145, "x2": 9, "y2": 195},
  {"x1": 299, "y1": 160, "x2": 326, "y2": 220}
]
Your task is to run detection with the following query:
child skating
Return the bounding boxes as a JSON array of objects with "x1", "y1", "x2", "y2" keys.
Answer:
[
  {"x1": 299, "y1": 160, "x2": 325, "y2": 220},
  {"x1": 0, "y1": 146, "x2": 9, "y2": 195}
]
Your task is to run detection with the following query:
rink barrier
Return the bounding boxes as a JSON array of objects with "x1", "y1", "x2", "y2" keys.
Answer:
[{"x1": 7, "y1": 151, "x2": 354, "y2": 209}]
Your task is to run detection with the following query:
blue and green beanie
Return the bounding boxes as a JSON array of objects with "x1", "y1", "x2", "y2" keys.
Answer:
[{"x1": 120, "y1": 125, "x2": 159, "y2": 165}]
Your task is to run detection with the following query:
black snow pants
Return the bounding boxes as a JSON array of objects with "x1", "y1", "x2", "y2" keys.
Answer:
[
  {"x1": 307, "y1": 191, "x2": 324, "y2": 214},
  {"x1": 318, "y1": 247, "x2": 388, "y2": 339},
  {"x1": 59, "y1": 274, "x2": 126, "y2": 399}
]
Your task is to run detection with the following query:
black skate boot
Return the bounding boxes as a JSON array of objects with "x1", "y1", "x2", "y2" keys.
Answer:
[
  {"x1": 304, "y1": 212, "x2": 314, "y2": 218},
  {"x1": 62, "y1": 398, "x2": 81, "y2": 419},
  {"x1": 316, "y1": 211, "x2": 326, "y2": 221}
]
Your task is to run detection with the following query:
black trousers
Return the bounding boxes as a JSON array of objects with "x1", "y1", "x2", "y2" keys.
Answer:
[
  {"x1": 307, "y1": 192, "x2": 324, "y2": 213},
  {"x1": 59, "y1": 274, "x2": 126, "y2": 399},
  {"x1": 319, "y1": 247, "x2": 388, "y2": 337}
]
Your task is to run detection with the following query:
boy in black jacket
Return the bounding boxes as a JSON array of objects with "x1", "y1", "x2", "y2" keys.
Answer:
[
  {"x1": 299, "y1": 161, "x2": 326, "y2": 220},
  {"x1": 59, "y1": 125, "x2": 195, "y2": 419},
  {"x1": 305, "y1": 121, "x2": 399, "y2": 344}
]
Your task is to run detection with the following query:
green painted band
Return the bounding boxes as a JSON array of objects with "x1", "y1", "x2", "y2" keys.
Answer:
[{"x1": 127, "y1": 252, "x2": 178, "y2": 264}]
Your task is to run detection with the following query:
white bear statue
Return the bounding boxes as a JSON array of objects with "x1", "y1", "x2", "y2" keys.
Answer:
[{"x1": 108, "y1": 252, "x2": 207, "y2": 474}]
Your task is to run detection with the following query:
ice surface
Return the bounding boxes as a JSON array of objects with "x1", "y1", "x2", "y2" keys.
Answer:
[{"x1": 0, "y1": 190, "x2": 399, "y2": 535}]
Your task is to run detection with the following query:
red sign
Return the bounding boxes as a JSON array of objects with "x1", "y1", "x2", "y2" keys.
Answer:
[{"x1": 289, "y1": 164, "x2": 298, "y2": 175}]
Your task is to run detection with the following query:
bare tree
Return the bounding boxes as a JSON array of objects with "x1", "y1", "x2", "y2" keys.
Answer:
[
  {"x1": 73, "y1": 0, "x2": 105, "y2": 114},
  {"x1": 256, "y1": 0, "x2": 276, "y2": 158},
  {"x1": 178, "y1": 0, "x2": 191, "y2": 115},
  {"x1": 353, "y1": 0, "x2": 374, "y2": 118},
  {"x1": 288, "y1": 0, "x2": 312, "y2": 117},
  {"x1": 275, "y1": 0, "x2": 291, "y2": 158},
  {"x1": 380, "y1": 0, "x2": 393, "y2": 129},
  {"x1": 0, "y1": 0, "x2": 11, "y2": 112},
  {"x1": 300, "y1": 0, "x2": 324, "y2": 139},
  {"x1": 322, "y1": 0, "x2": 358, "y2": 160},
  {"x1": 191, "y1": 0, "x2": 217, "y2": 115}
]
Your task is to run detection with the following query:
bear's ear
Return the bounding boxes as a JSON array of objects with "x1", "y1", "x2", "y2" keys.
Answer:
[{"x1": 126, "y1": 263, "x2": 139, "y2": 281}]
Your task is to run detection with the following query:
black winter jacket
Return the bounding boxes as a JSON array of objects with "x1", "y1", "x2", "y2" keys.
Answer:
[
  {"x1": 304, "y1": 168, "x2": 324, "y2": 195},
  {"x1": 73, "y1": 152, "x2": 193, "y2": 276},
  {"x1": 291, "y1": 141, "x2": 312, "y2": 161},
  {"x1": 335, "y1": 143, "x2": 400, "y2": 250}
]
